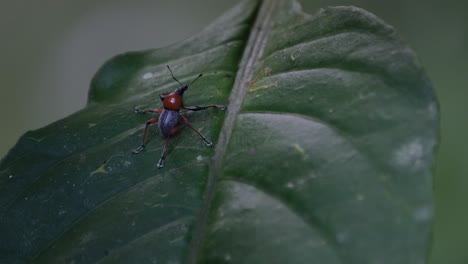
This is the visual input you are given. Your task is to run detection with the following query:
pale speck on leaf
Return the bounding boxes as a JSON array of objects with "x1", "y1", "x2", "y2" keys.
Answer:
[
  {"x1": 394, "y1": 139, "x2": 426, "y2": 171},
  {"x1": 292, "y1": 143, "x2": 308, "y2": 160},
  {"x1": 356, "y1": 194, "x2": 365, "y2": 201},
  {"x1": 413, "y1": 206, "x2": 432, "y2": 222},
  {"x1": 336, "y1": 232, "x2": 349, "y2": 244},
  {"x1": 142, "y1": 72, "x2": 154, "y2": 79},
  {"x1": 79, "y1": 232, "x2": 96, "y2": 245},
  {"x1": 90, "y1": 163, "x2": 108, "y2": 176}
]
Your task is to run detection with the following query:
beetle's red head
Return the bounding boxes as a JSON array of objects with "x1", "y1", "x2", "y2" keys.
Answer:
[
  {"x1": 162, "y1": 65, "x2": 204, "y2": 111},
  {"x1": 163, "y1": 92, "x2": 183, "y2": 110}
]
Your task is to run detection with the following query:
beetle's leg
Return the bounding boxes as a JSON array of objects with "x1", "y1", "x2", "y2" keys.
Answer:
[
  {"x1": 132, "y1": 118, "x2": 158, "y2": 154},
  {"x1": 184, "y1": 105, "x2": 226, "y2": 111},
  {"x1": 156, "y1": 126, "x2": 179, "y2": 168},
  {"x1": 134, "y1": 108, "x2": 163, "y2": 114},
  {"x1": 181, "y1": 115, "x2": 213, "y2": 147},
  {"x1": 157, "y1": 138, "x2": 170, "y2": 168}
]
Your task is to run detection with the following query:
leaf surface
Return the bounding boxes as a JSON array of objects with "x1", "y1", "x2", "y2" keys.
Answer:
[{"x1": 0, "y1": 1, "x2": 438, "y2": 263}]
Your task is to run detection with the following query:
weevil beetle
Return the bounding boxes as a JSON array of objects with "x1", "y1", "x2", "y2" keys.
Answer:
[{"x1": 132, "y1": 65, "x2": 226, "y2": 168}]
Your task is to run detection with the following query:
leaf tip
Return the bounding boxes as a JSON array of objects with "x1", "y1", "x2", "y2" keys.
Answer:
[{"x1": 88, "y1": 51, "x2": 145, "y2": 104}]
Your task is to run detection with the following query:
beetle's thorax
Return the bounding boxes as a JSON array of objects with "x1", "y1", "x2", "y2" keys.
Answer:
[{"x1": 163, "y1": 92, "x2": 183, "y2": 110}]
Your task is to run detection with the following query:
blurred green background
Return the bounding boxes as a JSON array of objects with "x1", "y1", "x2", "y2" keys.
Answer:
[{"x1": 0, "y1": 0, "x2": 466, "y2": 263}]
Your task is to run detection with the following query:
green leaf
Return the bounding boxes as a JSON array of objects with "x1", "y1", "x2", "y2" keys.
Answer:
[{"x1": 0, "y1": 0, "x2": 438, "y2": 263}]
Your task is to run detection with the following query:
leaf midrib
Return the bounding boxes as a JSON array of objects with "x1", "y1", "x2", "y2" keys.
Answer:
[{"x1": 186, "y1": 0, "x2": 277, "y2": 262}]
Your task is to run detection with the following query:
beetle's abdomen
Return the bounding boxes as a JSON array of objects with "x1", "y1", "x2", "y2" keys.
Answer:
[{"x1": 158, "y1": 110, "x2": 179, "y2": 138}]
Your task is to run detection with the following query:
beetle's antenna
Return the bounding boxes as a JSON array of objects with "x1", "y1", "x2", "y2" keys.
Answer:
[
  {"x1": 167, "y1": 65, "x2": 184, "y2": 87},
  {"x1": 189, "y1": 74, "x2": 203, "y2": 86}
]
